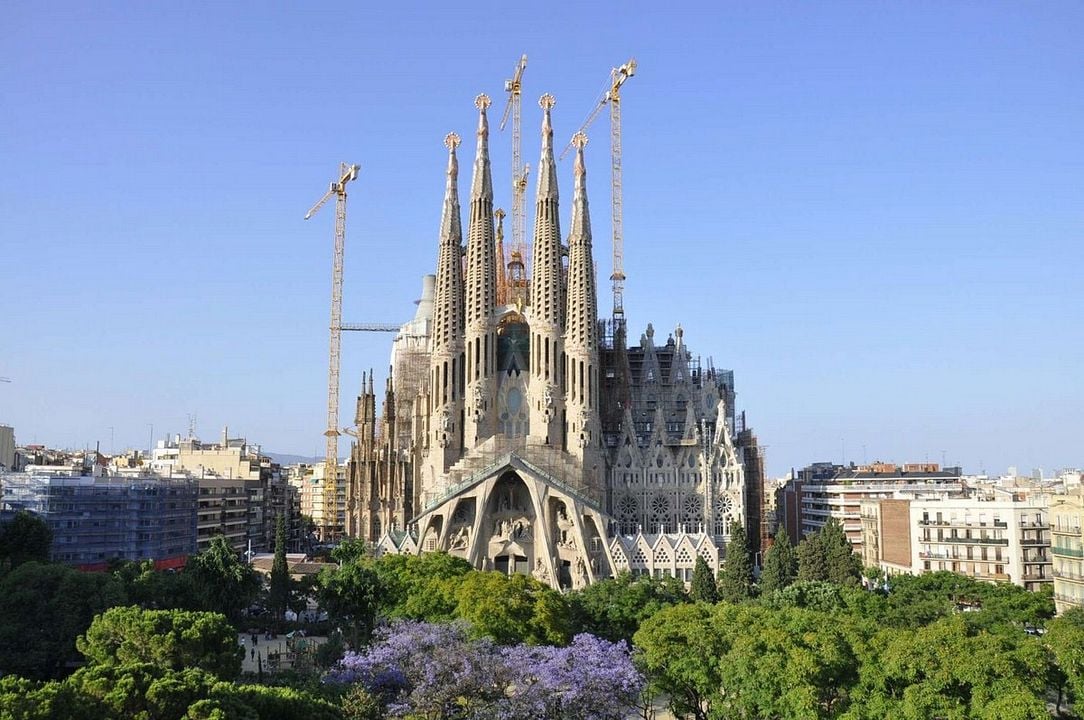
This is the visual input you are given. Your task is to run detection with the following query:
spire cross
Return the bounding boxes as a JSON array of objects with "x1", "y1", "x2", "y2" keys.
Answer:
[
  {"x1": 539, "y1": 93, "x2": 556, "y2": 111},
  {"x1": 475, "y1": 93, "x2": 492, "y2": 111},
  {"x1": 572, "y1": 131, "x2": 588, "y2": 149},
  {"x1": 444, "y1": 132, "x2": 461, "y2": 150}
]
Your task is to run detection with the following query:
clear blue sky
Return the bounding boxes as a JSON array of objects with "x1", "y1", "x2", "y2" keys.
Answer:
[{"x1": 2, "y1": 2, "x2": 1081, "y2": 476}]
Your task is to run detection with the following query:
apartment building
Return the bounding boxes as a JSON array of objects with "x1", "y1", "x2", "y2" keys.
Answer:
[
  {"x1": 786, "y1": 462, "x2": 964, "y2": 551},
  {"x1": 153, "y1": 430, "x2": 298, "y2": 553},
  {"x1": 862, "y1": 494, "x2": 1052, "y2": 591},
  {"x1": 0, "y1": 469, "x2": 197, "y2": 567},
  {"x1": 1049, "y1": 492, "x2": 1084, "y2": 613}
]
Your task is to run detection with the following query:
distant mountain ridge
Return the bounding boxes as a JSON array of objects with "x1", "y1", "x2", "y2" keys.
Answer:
[{"x1": 264, "y1": 452, "x2": 326, "y2": 466}]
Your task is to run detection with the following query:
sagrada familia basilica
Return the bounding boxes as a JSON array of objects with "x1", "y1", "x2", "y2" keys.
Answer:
[{"x1": 347, "y1": 92, "x2": 765, "y2": 589}]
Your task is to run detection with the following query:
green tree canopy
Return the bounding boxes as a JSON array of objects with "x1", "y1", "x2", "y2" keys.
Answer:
[
  {"x1": 111, "y1": 559, "x2": 203, "y2": 612},
  {"x1": 317, "y1": 562, "x2": 382, "y2": 648},
  {"x1": 368, "y1": 551, "x2": 473, "y2": 621},
  {"x1": 796, "y1": 532, "x2": 828, "y2": 583},
  {"x1": 717, "y1": 519, "x2": 755, "y2": 603},
  {"x1": 76, "y1": 606, "x2": 242, "y2": 679},
  {"x1": 1046, "y1": 607, "x2": 1084, "y2": 704},
  {"x1": 633, "y1": 602, "x2": 725, "y2": 720},
  {"x1": 269, "y1": 515, "x2": 291, "y2": 621},
  {"x1": 713, "y1": 604, "x2": 859, "y2": 720},
  {"x1": 55, "y1": 662, "x2": 340, "y2": 720},
  {"x1": 0, "y1": 510, "x2": 53, "y2": 570},
  {"x1": 759, "y1": 535, "x2": 798, "y2": 595},
  {"x1": 331, "y1": 537, "x2": 370, "y2": 566},
  {"x1": 0, "y1": 562, "x2": 126, "y2": 679},
  {"x1": 821, "y1": 518, "x2": 861, "y2": 586},
  {"x1": 847, "y1": 615, "x2": 1051, "y2": 720},
  {"x1": 184, "y1": 535, "x2": 260, "y2": 622},
  {"x1": 568, "y1": 571, "x2": 687, "y2": 643},
  {"x1": 690, "y1": 555, "x2": 718, "y2": 604},
  {"x1": 452, "y1": 570, "x2": 572, "y2": 646}
]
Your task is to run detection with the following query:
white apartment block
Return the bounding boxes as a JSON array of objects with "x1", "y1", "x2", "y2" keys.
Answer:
[
  {"x1": 863, "y1": 494, "x2": 1052, "y2": 591},
  {"x1": 1049, "y1": 492, "x2": 1084, "y2": 614}
]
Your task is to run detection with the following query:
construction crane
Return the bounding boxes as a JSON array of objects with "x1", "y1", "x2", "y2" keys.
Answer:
[
  {"x1": 561, "y1": 58, "x2": 636, "y2": 325},
  {"x1": 305, "y1": 162, "x2": 359, "y2": 542},
  {"x1": 499, "y1": 54, "x2": 530, "y2": 307}
]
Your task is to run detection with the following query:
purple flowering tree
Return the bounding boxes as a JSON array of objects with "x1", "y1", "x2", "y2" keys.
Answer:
[
  {"x1": 327, "y1": 620, "x2": 510, "y2": 718},
  {"x1": 498, "y1": 633, "x2": 645, "y2": 720},
  {"x1": 327, "y1": 621, "x2": 643, "y2": 720}
]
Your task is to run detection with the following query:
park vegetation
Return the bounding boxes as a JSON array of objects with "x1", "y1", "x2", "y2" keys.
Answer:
[{"x1": 1, "y1": 511, "x2": 1083, "y2": 719}]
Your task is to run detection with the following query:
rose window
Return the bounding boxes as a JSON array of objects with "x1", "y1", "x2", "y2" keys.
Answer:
[
  {"x1": 650, "y1": 495, "x2": 670, "y2": 516},
  {"x1": 714, "y1": 494, "x2": 733, "y2": 517},
  {"x1": 617, "y1": 495, "x2": 639, "y2": 518}
]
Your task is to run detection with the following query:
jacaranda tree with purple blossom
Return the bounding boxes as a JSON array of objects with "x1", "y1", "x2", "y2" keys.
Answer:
[{"x1": 327, "y1": 620, "x2": 644, "y2": 720}]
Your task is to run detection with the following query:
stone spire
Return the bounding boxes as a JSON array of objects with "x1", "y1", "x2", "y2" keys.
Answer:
[
  {"x1": 426, "y1": 133, "x2": 466, "y2": 480},
  {"x1": 464, "y1": 94, "x2": 498, "y2": 444},
  {"x1": 465, "y1": 94, "x2": 497, "y2": 328},
  {"x1": 431, "y1": 132, "x2": 465, "y2": 356},
  {"x1": 530, "y1": 93, "x2": 564, "y2": 328},
  {"x1": 564, "y1": 132, "x2": 597, "y2": 352},
  {"x1": 563, "y1": 132, "x2": 600, "y2": 464},
  {"x1": 529, "y1": 94, "x2": 565, "y2": 446}
]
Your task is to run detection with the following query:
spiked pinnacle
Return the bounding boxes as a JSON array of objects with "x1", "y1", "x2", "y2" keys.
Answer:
[
  {"x1": 466, "y1": 93, "x2": 496, "y2": 327},
  {"x1": 536, "y1": 93, "x2": 559, "y2": 202},
  {"x1": 531, "y1": 92, "x2": 563, "y2": 330},
  {"x1": 433, "y1": 131, "x2": 465, "y2": 354},
  {"x1": 441, "y1": 133, "x2": 462, "y2": 247},
  {"x1": 471, "y1": 94, "x2": 493, "y2": 201},
  {"x1": 571, "y1": 131, "x2": 591, "y2": 237},
  {"x1": 567, "y1": 131, "x2": 596, "y2": 350}
]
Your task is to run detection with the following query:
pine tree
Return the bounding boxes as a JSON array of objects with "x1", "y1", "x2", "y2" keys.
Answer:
[
  {"x1": 690, "y1": 555, "x2": 719, "y2": 603},
  {"x1": 821, "y1": 517, "x2": 861, "y2": 586},
  {"x1": 796, "y1": 532, "x2": 828, "y2": 582},
  {"x1": 269, "y1": 514, "x2": 290, "y2": 620},
  {"x1": 717, "y1": 520, "x2": 754, "y2": 603},
  {"x1": 759, "y1": 534, "x2": 797, "y2": 594}
]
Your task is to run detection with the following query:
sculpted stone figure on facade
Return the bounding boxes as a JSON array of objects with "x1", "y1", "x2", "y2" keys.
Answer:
[{"x1": 532, "y1": 558, "x2": 551, "y2": 584}]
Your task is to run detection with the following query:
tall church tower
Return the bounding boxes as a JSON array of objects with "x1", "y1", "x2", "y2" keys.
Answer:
[
  {"x1": 528, "y1": 94, "x2": 565, "y2": 447},
  {"x1": 563, "y1": 132, "x2": 601, "y2": 482},
  {"x1": 425, "y1": 133, "x2": 466, "y2": 486},
  {"x1": 354, "y1": 81, "x2": 758, "y2": 593},
  {"x1": 463, "y1": 95, "x2": 498, "y2": 447}
]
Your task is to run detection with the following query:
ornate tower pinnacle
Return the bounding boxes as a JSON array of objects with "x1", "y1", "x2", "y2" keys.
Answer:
[
  {"x1": 464, "y1": 93, "x2": 498, "y2": 444},
  {"x1": 432, "y1": 132, "x2": 464, "y2": 355},
  {"x1": 564, "y1": 128, "x2": 599, "y2": 461},
  {"x1": 425, "y1": 130, "x2": 468, "y2": 482},
  {"x1": 529, "y1": 93, "x2": 565, "y2": 446}
]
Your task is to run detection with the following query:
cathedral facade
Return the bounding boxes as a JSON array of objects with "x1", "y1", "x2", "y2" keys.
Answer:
[{"x1": 347, "y1": 93, "x2": 761, "y2": 589}]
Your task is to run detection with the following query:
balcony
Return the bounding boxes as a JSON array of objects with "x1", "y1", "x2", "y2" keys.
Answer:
[
  {"x1": 1019, "y1": 537, "x2": 1048, "y2": 546},
  {"x1": 1052, "y1": 546, "x2": 1084, "y2": 558},
  {"x1": 1053, "y1": 568, "x2": 1084, "y2": 582},
  {"x1": 940, "y1": 536, "x2": 1009, "y2": 546}
]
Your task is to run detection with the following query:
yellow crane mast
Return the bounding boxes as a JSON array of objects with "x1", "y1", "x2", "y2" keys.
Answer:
[
  {"x1": 499, "y1": 54, "x2": 530, "y2": 307},
  {"x1": 305, "y1": 162, "x2": 359, "y2": 542},
  {"x1": 561, "y1": 58, "x2": 636, "y2": 325}
]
